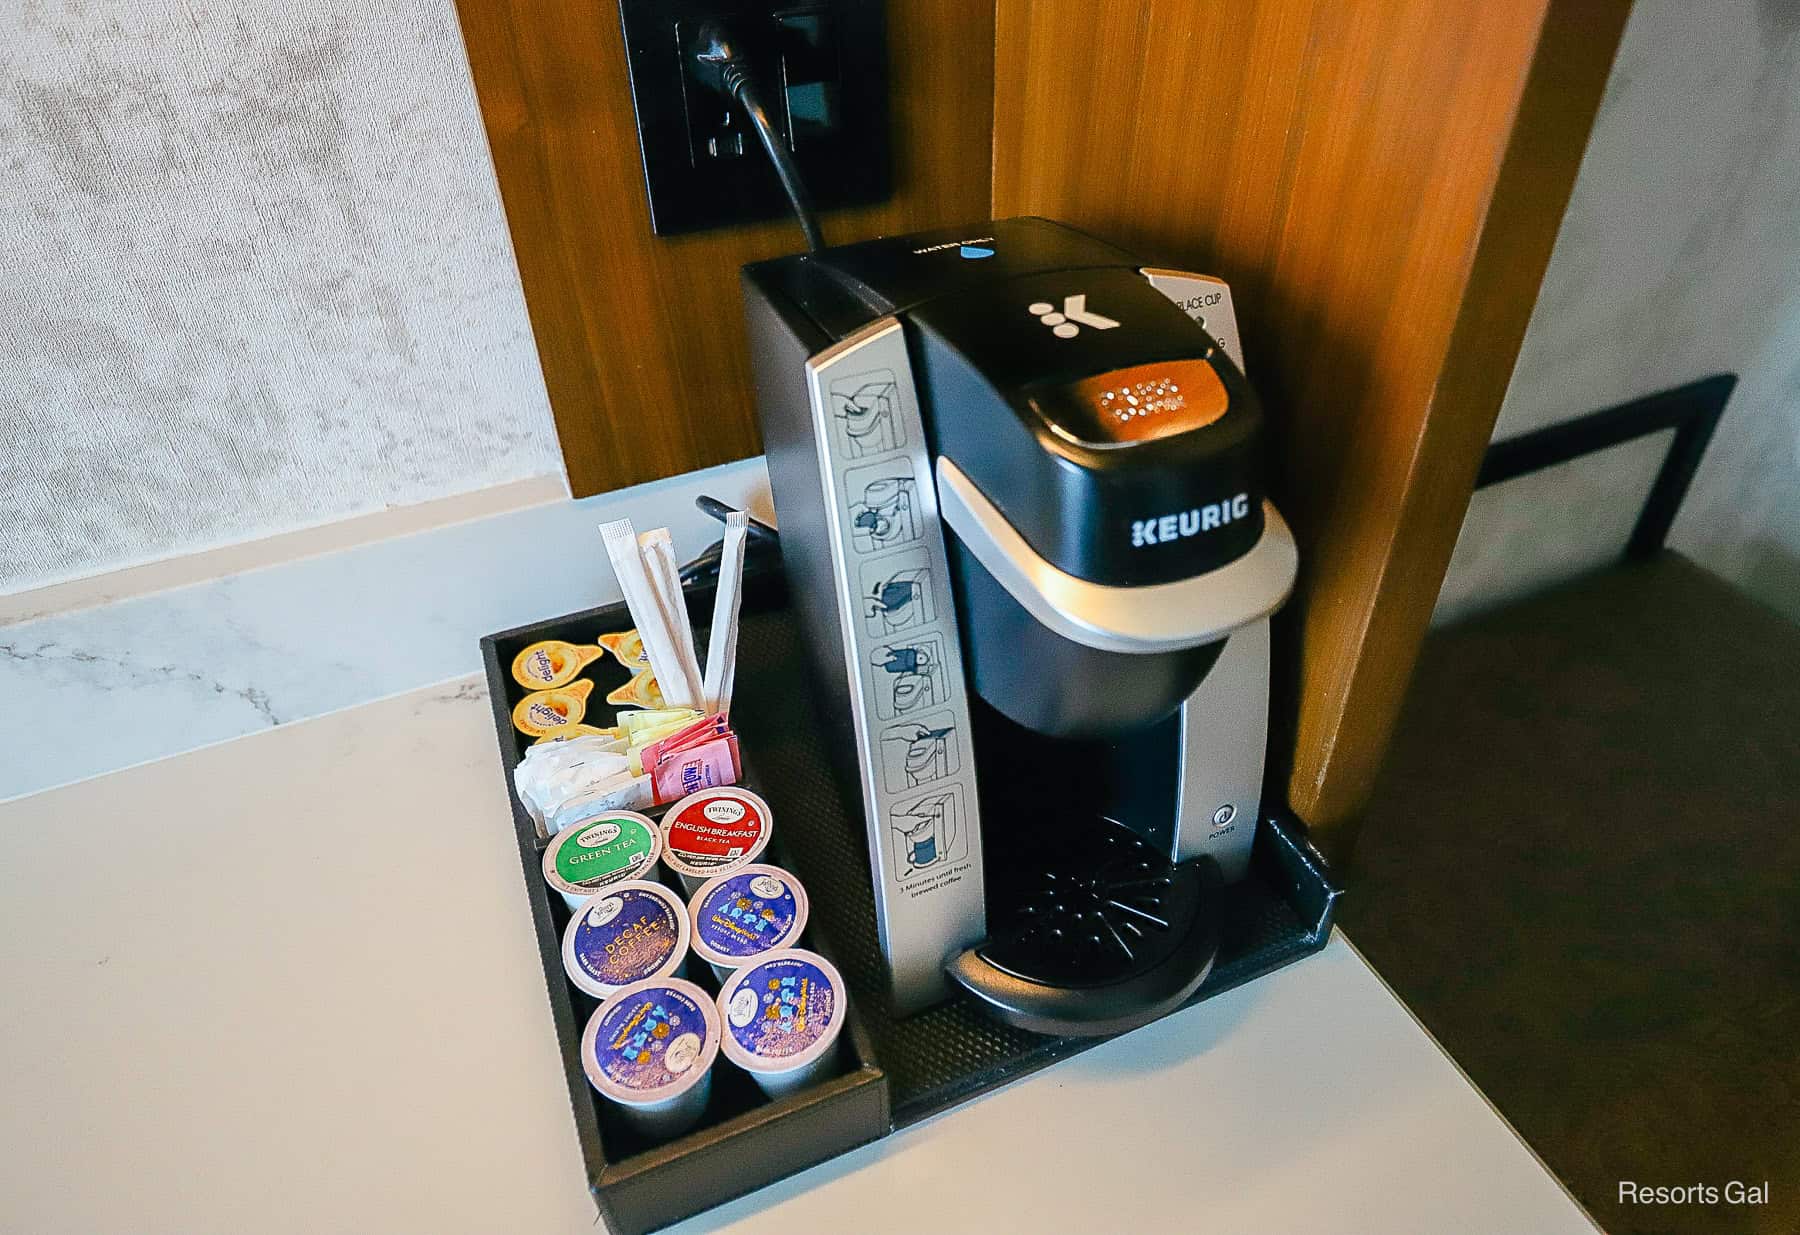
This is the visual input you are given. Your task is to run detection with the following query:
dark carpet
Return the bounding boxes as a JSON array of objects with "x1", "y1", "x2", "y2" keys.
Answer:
[{"x1": 1342, "y1": 554, "x2": 1800, "y2": 1235}]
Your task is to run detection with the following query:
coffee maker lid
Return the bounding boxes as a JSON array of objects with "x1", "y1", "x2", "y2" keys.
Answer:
[
  {"x1": 936, "y1": 455, "x2": 1297, "y2": 655},
  {"x1": 743, "y1": 217, "x2": 1137, "y2": 342}
]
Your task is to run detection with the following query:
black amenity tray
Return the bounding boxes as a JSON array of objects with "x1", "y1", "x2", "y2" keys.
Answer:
[{"x1": 480, "y1": 556, "x2": 1341, "y2": 1235}]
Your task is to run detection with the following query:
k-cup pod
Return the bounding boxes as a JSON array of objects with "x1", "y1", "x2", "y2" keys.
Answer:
[
  {"x1": 659, "y1": 787, "x2": 773, "y2": 894},
  {"x1": 688, "y1": 865, "x2": 809, "y2": 981},
  {"x1": 581, "y1": 977, "x2": 720, "y2": 1141},
  {"x1": 716, "y1": 949, "x2": 846, "y2": 1099},
  {"x1": 563, "y1": 880, "x2": 690, "y2": 1000},
  {"x1": 542, "y1": 811, "x2": 662, "y2": 910}
]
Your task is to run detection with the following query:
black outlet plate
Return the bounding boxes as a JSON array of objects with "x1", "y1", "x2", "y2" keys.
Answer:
[{"x1": 617, "y1": 0, "x2": 891, "y2": 237}]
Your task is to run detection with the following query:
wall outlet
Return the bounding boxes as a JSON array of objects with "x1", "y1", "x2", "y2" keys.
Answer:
[{"x1": 617, "y1": 0, "x2": 891, "y2": 237}]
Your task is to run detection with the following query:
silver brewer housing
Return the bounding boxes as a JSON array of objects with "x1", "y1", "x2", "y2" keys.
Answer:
[{"x1": 743, "y1": 218, "x2": 1296, "y2": 1032}]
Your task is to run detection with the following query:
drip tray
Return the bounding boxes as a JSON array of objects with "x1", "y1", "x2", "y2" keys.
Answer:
[
  {"x1": 948, "y1": 820, "x2": 1225, "y2": 1037},
  {"x1": 985, "y1": 819, "x2": 1207, "y2": 989}
]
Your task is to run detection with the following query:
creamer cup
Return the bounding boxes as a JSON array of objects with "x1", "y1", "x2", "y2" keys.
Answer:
[
  {"x1": 716, "y1": 948, "x2": 845, "y2": 1099},
  {"x1": 581, "y1": 977, "x2": 720, "y2": 1140},
  {"x1": 659, "y1": 787, "x2": 773, "y2": 894},
  {"x1": 511, "y1": 679, "x2": 596, "y2": 736},
  {"x1": 687, "y1": 864, "x2": 809, "y2": 981},
  {"x1": 562, "y1": 880, "x2": 690, "y2": 1000},
  {"x1": 511, "y1": 639, "x2": 604, "y2": 689},
  {"x1": 542, "y1": 811, "x2": 662, "y2": 910}
]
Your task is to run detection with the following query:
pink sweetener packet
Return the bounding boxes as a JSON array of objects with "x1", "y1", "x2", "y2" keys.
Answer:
[
  {"x1": 650, "y1": 734, "x2": 742, "y2": 805},
  {"x1": 640, "y1": 715, "x2": 732, "y2": 769}
]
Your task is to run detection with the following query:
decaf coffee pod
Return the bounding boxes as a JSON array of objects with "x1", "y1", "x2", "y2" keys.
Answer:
[
  {"x1": 562, "y1": 880, "x2": 690, "y2": 1000},
  {"x1": 512, "y1": 679, "x2": 596, "y2": 736},
  {"x1": 716, "y1": 948, "x2": 846, "y2": 1099},
  {"x1": 581, "y1": 977, "x2": 720, "y2": 1140},
  {"x1": 542, "y1": 810, "x2": 662, "y2": 910},
  {"x1": 511, "y1": 640, "x2": 604, "y2": 690},
  {"x1": 688, "y1": 865, "x2": 809, "y2": 980},
  {"x1": 659, "y1": 787, "x2": 773, "y2": 894}
]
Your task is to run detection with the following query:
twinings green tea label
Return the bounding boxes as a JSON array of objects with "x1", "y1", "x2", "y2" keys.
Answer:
[{"x1": 554, "y1": 816, "x2": 656, "y2": 888}]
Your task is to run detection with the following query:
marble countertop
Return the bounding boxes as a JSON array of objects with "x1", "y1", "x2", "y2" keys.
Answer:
[
  {"x1": 0, "y1": 463, "x2": 1598, "y2": 1233},
  {"x1": 0, "y1": 460, "x2": 771, "y2": 803}
]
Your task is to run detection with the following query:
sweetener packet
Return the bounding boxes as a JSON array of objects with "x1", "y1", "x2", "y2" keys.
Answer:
[
  {"x1": 640, "y1": 714, "x2": 732, "y2": 769},
  {"x1": 649, "y1": 734, "x2": 741, "y2": 805}
]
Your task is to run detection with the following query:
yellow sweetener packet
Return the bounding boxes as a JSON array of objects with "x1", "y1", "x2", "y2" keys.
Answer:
[
  {"x1": 530, "y1": 723, "x2": 623, "y2": 746},
  {"x1": 511, "y1": 679, "x2": 596, "y2": 736},
  {"x1": 622, "y1": 717, "x2": 704, "y2": 775},
  {"x1": 617, "y1": 707, "x2": 700, "y2": 738}
]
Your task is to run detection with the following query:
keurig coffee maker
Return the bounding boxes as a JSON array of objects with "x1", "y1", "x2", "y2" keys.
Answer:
[{"x1": 743, "y1": 217, "x2": 1297, "y2": 1034}]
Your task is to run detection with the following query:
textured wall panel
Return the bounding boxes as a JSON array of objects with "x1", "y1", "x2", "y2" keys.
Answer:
[
  {"x1": 1440, "y1": 0, "x2": 1800, "y2": 622},
  {"x1": 0, "y1": 0, "x2": 561, "y2": 593}
]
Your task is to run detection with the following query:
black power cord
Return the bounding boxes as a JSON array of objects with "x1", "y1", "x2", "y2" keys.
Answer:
[{"x1": 693, "y1": 23, "x2": 824, "y2": 252}]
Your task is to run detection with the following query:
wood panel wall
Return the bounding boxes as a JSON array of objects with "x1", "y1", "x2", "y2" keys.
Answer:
[
  {"x1": 455, "y1": 0, "x2": 995, "y2": 496},
  {"x1": 992, "y1": 0, "x2": 1630, "y2": 857},
  {"x1": 462, "y1": 0, "x2": 1628, "y2": 862}
]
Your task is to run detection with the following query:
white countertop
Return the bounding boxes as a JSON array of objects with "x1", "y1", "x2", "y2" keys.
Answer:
[
  {"x1": 0, "y1": 673, "x2": 1595, "y2": 1234},
  {"x1": 0, "y1": 464, "x2": 1596, "y2": 1234}
]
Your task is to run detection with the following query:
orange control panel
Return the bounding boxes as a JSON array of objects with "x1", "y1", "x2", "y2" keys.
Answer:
[{"x1": 1035, "y1": 359, "x2": 1230, "y2": 447}]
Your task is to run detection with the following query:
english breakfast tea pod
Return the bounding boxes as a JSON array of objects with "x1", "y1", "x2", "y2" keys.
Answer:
[
  {"x1": 512, "y1": 679, "x2": 595, "y2": 736},
  {"x1": 542, "y1": 811, "x2": 662, "y2": 910},
  {"x1": 688, "y1": 865, "x2": 808, "y2": 980},
  {"x1": 659, "y1": 787, "x2": 773, "y2": 894},
  {"x1": 562, "y1": 880, "x2": 690, "y2": 1000},
  {"x1": 582, "y1": 977, "x2": 720, "y2": 1140},
  {"x1": 511, "y1": 640, "x2": 604, "y2": 689},
  {"x1": 716, "y1": 949, "x2": 845, "y2": 1099}
]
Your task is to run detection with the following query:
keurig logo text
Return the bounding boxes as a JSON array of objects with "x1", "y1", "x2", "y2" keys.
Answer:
[{"x1": 1131, "y1": 494, "x2": 1251, "y2": 546}]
